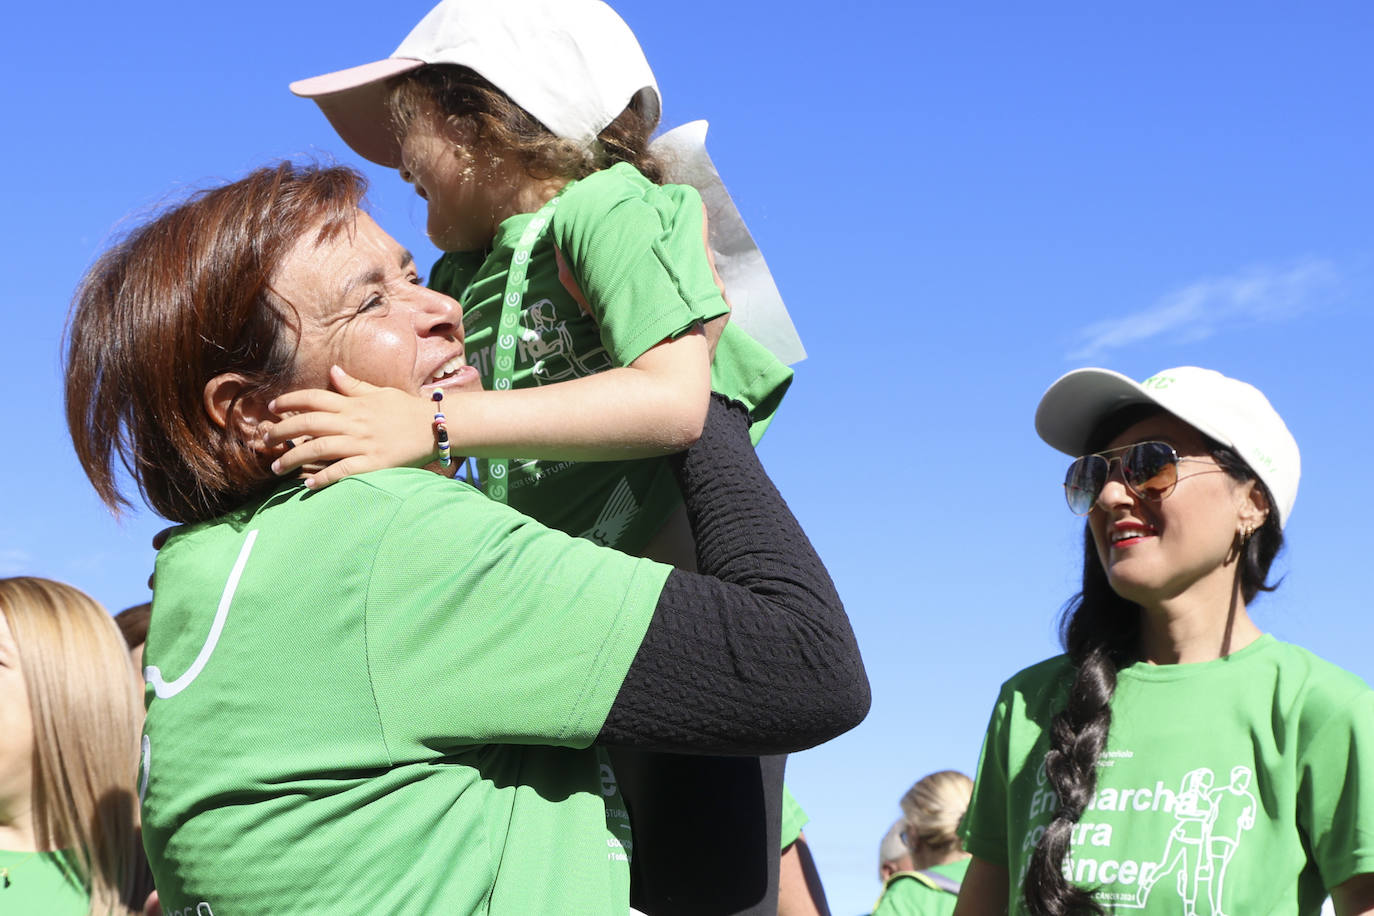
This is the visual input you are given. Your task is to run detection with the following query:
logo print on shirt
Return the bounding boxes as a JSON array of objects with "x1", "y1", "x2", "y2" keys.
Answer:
[
  {"x1": 576, "y1": 478, "x2": 639, "y2": 548},
  {"x1": 1133, "y1": 766, "x2": 1257, "y2": 915},
  {"x1": 145, "y1": 530, "x2": 258, "y2": 699},
  {"x1": 521, "y1": 298, "x2": 611, "y2": 384}
]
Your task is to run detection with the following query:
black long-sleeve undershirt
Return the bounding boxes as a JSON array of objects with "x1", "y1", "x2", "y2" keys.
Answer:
[{"x1": 599, "y1": 395, "x2": 870, "y2": 753}]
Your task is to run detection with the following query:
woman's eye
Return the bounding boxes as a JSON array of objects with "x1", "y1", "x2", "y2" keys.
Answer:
[
  {"x1": 358, "y1": 294, "x2": 384, "y2": 313},
  {"x1": 409, "y1": 273, "x2": 425, "y2": 286}
]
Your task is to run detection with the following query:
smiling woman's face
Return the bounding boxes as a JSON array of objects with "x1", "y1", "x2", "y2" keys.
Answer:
[
  {"x1": 1088, "y1": 412, "x2": 1262, "y2": 611},
  {"x1": 272, "y1": 209, "x2": 481, "y2": 397}
]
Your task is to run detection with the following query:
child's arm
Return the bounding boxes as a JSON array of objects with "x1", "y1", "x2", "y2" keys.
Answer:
[
  {"x1": 264, "y1": 324, "x2": 710, "y2": 489},
  {"x1": 439, "y1": 208, "x2": 726, "y2": 457},
  {"x1": 266, "y1": 218, "x2": 727, "y2": 490},
  {"x1": 266, "y1": 198, "x2": 730, "y2": 489},
  {"x1": 450, "y1": 322, "x2": 713, "y2": 457}
]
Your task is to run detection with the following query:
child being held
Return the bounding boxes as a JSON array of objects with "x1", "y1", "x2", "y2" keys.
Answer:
[{"x1": 285, "y1": 0, "x2": 795, "y2": 563}]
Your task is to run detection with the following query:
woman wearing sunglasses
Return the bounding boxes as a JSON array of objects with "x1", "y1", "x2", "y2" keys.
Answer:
[{"x1": 952, "y1": 366, "x2": 1374, "y2": 916}]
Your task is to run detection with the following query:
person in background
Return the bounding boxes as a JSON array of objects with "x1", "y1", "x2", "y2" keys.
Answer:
[
  {"x1": 879, "y1": 820, "x2": 917, "y2": 883},
  {"x1": 114, "y1": 602, "x2": 151, "y2": 672},
  {"x1": 0, "y1": 577, "x2": 148, "y2": 915},
  {"x1": 872, "y1": 770, "x2": 972, "y2": 916},
  {"x1": 954, "y1": 367, "x2": 1374, "y2": 916}
]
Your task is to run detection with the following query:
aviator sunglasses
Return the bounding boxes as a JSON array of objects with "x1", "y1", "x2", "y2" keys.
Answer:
[{"x1": 1063, "y1": 441, "x2": 1217, "y2": 515}]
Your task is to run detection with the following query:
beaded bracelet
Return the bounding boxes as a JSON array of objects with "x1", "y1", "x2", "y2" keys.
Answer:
[{"x1": 432, "y1": 391, "x2": 452, "y2": 468}]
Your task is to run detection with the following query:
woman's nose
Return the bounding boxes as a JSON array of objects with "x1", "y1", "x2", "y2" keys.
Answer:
[
  {"x1": 415, "y1": 287, "x2": 464, "y2": 340},
  {"x1": 1095, "y1": 462, "x2": 1134, "y2": 510}
]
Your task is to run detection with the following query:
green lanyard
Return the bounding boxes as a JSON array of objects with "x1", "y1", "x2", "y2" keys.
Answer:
[{"x1": 477, "y1": 196, "x2": 560, "y2": 504}]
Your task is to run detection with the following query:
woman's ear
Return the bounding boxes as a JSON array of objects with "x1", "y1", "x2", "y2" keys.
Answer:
[
  {"x1": 1237, "y1": 478, "x2": 1271, "y2": 533},
  {"x1": 204, "y1": 373, "x2": 276, "y2": 455}
]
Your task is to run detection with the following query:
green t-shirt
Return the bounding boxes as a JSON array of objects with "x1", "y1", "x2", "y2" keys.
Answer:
[
  {"x1": 781, "y1": 783, "x2": 809, "y2": 849},
  {"x1": 871, "y1": 859, "x2": 970, "y2": 916},
  {"x1": 961, "y1": 635, "x2": 1374, "y2": 915},
  {"x1": 0, "y1": 849, "x2": 87, "y2": 915},
  {"x1": 431, "y1": 162, "x2": 793, "y2": 552},
  {"x1": 140, "y1": 469, "x2": 668, "y2": 915}
]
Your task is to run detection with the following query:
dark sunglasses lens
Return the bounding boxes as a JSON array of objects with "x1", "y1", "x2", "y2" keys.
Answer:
[
  {"x1": 1064, "y1": 456, "x2": 1107, "y2": 515},
  {"x1": 1123, "y1": 442, "x2": 1178, "y2": 499}
]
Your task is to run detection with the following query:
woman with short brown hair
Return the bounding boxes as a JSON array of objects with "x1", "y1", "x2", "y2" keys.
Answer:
[{"x1": 65, "y1": 161, "x2": 867, "y2": 916}]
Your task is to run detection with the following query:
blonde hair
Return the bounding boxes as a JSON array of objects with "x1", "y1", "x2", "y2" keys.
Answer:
[
  {"x1": 899, "y1": 770, "x2": 973, "y2": 856},
  {"x1": 1, "y1": 577, "x2": 146, "y2": 915}
]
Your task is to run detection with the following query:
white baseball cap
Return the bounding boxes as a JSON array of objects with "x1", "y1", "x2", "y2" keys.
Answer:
[
  {"x1": 289, "y1": 0, "x2": 661, "y2": 168},
  {"x1": 1035, "y1": 366, "x2": 1301, "y2": 527}
]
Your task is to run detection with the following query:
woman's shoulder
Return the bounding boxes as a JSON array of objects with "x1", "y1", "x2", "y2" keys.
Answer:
[
  {"x1": 873, "y1": 867, "x2": 962, "y2": 913},
  {"x1": 977, "y1": 655, "x2": 1076, "y2": 721},
  {"x1": 1001, "y1": 654, "x2": 1075, "y2": 695},
  {"x1": 1263, "y1": 636, "x2": 1373, "y2": 711}
]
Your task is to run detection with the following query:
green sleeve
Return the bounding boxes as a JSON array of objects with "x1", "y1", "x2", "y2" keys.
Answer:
[
  {"x1": 712, "y1": 322, "x2": 792, "y2": 441},
  {"x1": 1299, "y1": 684, "x2": 1374, "y2": 888},
  {"x1": 551, "y1": 164, "x2": 730, "y2": 365},
  {"x1": 780, "y1": 784, "x2": 809, "y2": 849},
  {"x1": 961, "y1": 684, "x2": 1013, "y2": 867},
  {"x1": 361, "y1": 475, "x2": 669, "y2": 755}
]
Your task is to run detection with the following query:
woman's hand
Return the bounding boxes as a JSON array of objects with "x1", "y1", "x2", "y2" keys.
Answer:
[{"x1": 263, "y1": 366, "x2": 442, "y2": 489}]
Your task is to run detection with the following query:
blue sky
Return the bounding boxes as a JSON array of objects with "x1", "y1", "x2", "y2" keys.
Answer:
[{"x1": 5, "y1": 1, "x2": 1372, "y2": 912}]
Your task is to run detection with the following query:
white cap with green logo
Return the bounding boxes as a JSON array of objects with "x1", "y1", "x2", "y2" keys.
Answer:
[{"x1": 1035, "y1": 366, "x2": 1301, "y2": 527}]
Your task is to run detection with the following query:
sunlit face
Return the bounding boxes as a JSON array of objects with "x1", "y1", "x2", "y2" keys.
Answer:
[
  {"x1": 398, "y1": 102, "x2": 509, "y2": 252},
  {"x1": 1088, "y1": 413, "x2": 1262, "y2": 610},
  {"x1": 0, "y1": 613, "x2": 35, "y2": 811},
  {"x1": 272, "y1": 210, "x2": 481, "y2": 397}
]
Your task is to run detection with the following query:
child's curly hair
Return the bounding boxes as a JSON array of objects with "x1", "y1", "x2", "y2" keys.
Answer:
[{"x1": 388, "y1": 65, "x2": 665, "y2": 184}]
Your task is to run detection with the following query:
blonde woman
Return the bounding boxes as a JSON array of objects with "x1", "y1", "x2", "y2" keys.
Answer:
[
  {"x1": 872, "y1": 771, "x2": 973, "y2": 916},
  {"x1": 0, "y1": 577, "x2": 148, "y2": 915}
]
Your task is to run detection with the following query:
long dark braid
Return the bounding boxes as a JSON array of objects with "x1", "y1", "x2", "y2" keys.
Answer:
[
  {"x1": 1022, "y1": 527, "x2": 1137, "y2": 916},
  {"x1": 1021, "y1": 412, "x2": 1284, "y2": 915}
]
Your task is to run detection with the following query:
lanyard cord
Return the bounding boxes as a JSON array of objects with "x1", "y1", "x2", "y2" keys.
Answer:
[{"x1": 466, "y1": 196, "x2": 560, "y2": 504}]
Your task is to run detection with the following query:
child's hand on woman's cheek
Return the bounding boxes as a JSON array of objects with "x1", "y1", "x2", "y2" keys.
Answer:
[{"x1": 263, "y1": 365, "x2": 444, "y2": 490}]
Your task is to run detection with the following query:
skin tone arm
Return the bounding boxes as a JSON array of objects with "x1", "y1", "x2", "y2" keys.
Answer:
[
  {"x1": 265, "y1": 241, "x2": 726, "y2": 489},
  {"x1": 950, "y1": 856, "x2": 1009, "y2": 916},
  {"x1": 265, "y1": 326, "x2": 707, "y2": 488},
  {"x1": 1333, "y1": 874, "x2": 1374, "y2": 916},
  {"x1": 778, "y1": 834, "x2": 831, "y2": 916}
]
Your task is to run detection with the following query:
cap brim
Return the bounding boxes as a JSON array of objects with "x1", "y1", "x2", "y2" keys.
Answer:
[
  {"x1": 1034, "y1": 368, "x2": 1156, "y2": 456},
  {"x1": 290, "y1": 58, "x2": 425, "y2": 168}
]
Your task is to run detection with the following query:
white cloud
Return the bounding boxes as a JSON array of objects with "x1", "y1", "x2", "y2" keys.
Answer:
[{"x1": 1068, "y1": 258, "x2": 1339, "y2": 359}]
